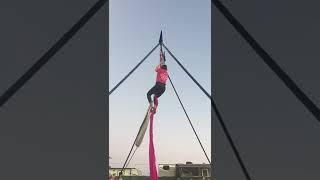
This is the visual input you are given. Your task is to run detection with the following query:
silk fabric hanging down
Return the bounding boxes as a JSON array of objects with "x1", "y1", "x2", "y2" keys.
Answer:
[
  {"x1": 149, "y1": 98, "x2": 159, "y2": 180},
  {"x1": 135, "y1": 106, "x2": 151, "y2": 147}
]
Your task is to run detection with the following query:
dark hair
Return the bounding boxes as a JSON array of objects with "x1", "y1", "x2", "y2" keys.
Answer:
[{"x1": 161, "y1": 64, "x2": 167, "y2": 70}]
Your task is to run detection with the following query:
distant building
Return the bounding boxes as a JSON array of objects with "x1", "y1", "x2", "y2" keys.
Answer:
[
  {"x1": 159, "y1": 162, "x2": 212, "y2": 179},
  {"x1": 108, "y1": 168, "x2": 142, "y2": 177}
]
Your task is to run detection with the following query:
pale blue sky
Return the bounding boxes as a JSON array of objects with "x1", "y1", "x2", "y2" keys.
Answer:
[{"x1": 109, "y1": 0, "x2": 211, "y2": 175}]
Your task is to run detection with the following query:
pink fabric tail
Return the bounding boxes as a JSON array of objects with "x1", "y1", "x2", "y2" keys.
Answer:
[{"x1": 149, "y1": 107, "x2": 158, "y2": 180}]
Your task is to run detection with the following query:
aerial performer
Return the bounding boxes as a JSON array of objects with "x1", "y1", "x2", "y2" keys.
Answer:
[
  {"x1": 147, "y1": 31, "x2": 167, "y2": 180},
  {"x1": 146, "y1": 48, "x2": 168, "y2": 114}
]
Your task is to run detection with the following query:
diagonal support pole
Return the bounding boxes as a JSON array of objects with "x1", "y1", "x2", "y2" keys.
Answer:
[
  {"x1": 0, "y1": 0, "x2": 109, "y2": 108},
  {"x1": 164, "y1": 43, "x2": 253, "y2": 180},
  {"x1": 212, "y1": 0, "x2": 320, "y2": 123},
  {"x1": 168, "y1": 75, "x2": 211, "y2": 164},
  {"x1": 163, "y1": 44, "x2": 211, "y2": 99},
  {"x1": 109, "y1": 43, "x2": 159, "y2": 95}
]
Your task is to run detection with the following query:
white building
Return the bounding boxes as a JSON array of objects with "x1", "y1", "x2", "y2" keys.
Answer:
[
  {"x1": 108, "y1": 168, "x2": 142, "y2": 177},
  {"x1": 159, "y1": 162, "x2": 211, "y2": 179}
]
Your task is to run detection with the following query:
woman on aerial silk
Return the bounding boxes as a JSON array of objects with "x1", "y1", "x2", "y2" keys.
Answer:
[
  {"x1": 147, "y1": 50, "x2": 168, "y2": 113},
  {"x1": 147, "y1": 49, "x2": 168, "y2": 180}
]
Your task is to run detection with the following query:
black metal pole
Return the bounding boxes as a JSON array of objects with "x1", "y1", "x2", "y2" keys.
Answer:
[
  {"x1": 212, "y1": 0, "x2": 320, "y2": 123},
  {"x1": 164, "y1": 43, "x2": 252, "y2": 180},
  {"x1": 0, "y1": 0, "x2": 109, "y2": 108},
  {"x1": 109, "y1": 43, "x2": 159, "y2": 95}
]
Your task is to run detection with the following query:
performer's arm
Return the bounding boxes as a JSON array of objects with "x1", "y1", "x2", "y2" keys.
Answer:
[{"x1": 159, "y1": 51, "x2": 165, "y2": 64}]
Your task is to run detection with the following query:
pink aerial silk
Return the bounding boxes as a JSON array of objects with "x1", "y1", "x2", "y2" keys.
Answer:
[{"x1": 149, "y1": 97, "x2": 159, "y2": 180}]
